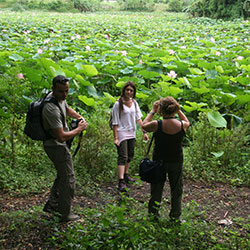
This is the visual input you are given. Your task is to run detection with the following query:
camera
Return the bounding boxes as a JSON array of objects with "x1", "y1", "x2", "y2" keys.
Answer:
[{"x1": 70, "y1": 118, "x2": 83, "y2": 130}]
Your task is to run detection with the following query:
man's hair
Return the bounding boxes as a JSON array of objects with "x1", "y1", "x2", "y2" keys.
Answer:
[
  {"x1": 159, "y1": 96, "x2": 180, "y2": 115},
  {"x1": 52, "y1": 75, "x2": 69, "y2": 87}
]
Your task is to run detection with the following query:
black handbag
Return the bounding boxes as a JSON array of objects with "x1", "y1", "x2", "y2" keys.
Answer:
[{"x1": 139, "y1": 134, "x2": 166, "y2": 183}]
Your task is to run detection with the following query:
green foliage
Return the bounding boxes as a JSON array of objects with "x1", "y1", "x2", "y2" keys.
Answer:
[
  {"x1": 11, "y1": 0, "x2": 75, "y2": 12},
  {"x1": 167, "y1": 0, "x2": 183, "y2": 12},
  {"x1": 118, "y1": 0, "x2": 156, "y2": 11},
  {"x1": 49, "y1": 197, "x2": 250, "y2": 249},
  {"x1": 73, "y1": 106, "x2": 117, "y2": 184},
  {"x1": 185, "y1": 0, "x2": 249, "y2": 19},
  {"x1": 73, "y1": 0, "x2": 101, "y2": 12},
  {"x1": 185, "y1": 112, "x2": 250, "y2": 185}
]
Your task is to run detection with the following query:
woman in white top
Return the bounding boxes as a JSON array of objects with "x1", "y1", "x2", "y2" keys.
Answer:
[{"x1": 111, "y1": 82, "x2": 149, "y2": 192}]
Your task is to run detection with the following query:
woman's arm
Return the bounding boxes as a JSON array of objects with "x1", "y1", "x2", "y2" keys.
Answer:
[
  {"x1": 177, "y1": 110, "x2": 190, "y2": 131},
  {"x1": 142, "y1": 101, "x2": 160, "y2": 133},
  {"x1": 113, "y1": 125, "x2": 119, "y2": 146},
  {"x1": 137, "y1": 119, "x2": 149, "y2": 141}
]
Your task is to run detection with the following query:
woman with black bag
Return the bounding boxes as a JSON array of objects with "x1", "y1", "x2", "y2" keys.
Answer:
[{"x1": 142, "y1": 96, "x2": 190, "y2": 222}]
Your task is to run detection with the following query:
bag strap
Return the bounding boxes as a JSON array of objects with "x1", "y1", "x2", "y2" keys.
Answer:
[
  {"x1": 145, "y1": 120, "x2": 162, "y2": 157},
  {"x1": 145, "y1": 133, "x2": 155, "y2": 157}
]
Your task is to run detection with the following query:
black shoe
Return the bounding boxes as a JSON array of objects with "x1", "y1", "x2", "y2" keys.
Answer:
[
  {"x1": 124, "y1": 174, "x2": 136, "y2": 184},
  {"x1": 60, "y1": 213, "x2": 80, "y2": 223},
  {"x1": 118, "y1": 179, "x2": 127, "y2": 192},
  {"x1": 43, "y1": 202, "x2": 58, "y2": 213}
]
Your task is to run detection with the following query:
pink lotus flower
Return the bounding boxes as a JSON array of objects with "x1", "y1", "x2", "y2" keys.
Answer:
[
  {"x1": 121, "y1": 50, "x2": 127, "y2": 56},
  {"x1": 105, "y1": 34, "x2": 110, "y2": 40},
  {"x1": 237, "y1": 56, "x2": 243, "y2": 60},
  {"x1": 215, "y1": 51, "x2": 221, "y2": 56},
  {"x1": 44, "y1": 39, "x2": 49, "y2": 44},
  {"x1": 76, "y1": 34, "x2": 81, "y2": 39},
  {"x1": 139, "y1": 59, "x2": 143, "y2": 64},
  {"x1": 210, "y1": 37, "x2": 215, "y2": 43},
  {"x1": 37, "y1": 49, "x2": 43, "y2": 54},
  {"x1": 71, "y1": 36, "x2": 75, "y2": 40},
  {"x1": 86, "y1": 45, "x2": 91, "y2": 51},
  {"x1": 167, "y1": 70, "x2": 177, "y2": 79},
  {"x1": 17, "y1": 73, "x2": 24, "y2": 79},
  {"x1": 115, "y1": 50, "x2": 119, "y2": 54},
  {"x1": 168, "y1": 49, "x2": 175, "y2": 55}
]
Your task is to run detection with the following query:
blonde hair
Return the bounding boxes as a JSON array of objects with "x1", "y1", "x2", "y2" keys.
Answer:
[{"x1": 159, "y1": 96, "x2": 180, "y2": 116}]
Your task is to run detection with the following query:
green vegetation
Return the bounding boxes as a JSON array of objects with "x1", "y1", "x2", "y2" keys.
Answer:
[{"x1": 0, "y1": 9, "x2": 249, "y2": 250}]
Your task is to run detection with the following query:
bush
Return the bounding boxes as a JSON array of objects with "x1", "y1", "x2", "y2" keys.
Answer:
[
  {"x1": 73, "y1": 0, "x2": 101, "y2": 12},
  {"x1": 167, "y1": 0, "x2": 183, "y2": 12},
  {"x1": 118, "y1": 0, "x2": 156, "y2": 11},
  {"x1": 185, "y1": 112, "x2": 250, "y2": 186}
]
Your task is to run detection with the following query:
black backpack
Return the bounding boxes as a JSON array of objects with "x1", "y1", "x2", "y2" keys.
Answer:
[{"x1": 24, "y1": 92, "x2": 63, "y2": 141}]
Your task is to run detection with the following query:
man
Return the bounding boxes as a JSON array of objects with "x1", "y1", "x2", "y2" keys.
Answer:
[{"x1": 42, "y1": 75, "x2": 88, "y2": 222}]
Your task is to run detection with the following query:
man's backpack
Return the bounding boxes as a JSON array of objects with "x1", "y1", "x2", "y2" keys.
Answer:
[{"x1": 24, "y1": 92, "x2": 62, "y2": 141}]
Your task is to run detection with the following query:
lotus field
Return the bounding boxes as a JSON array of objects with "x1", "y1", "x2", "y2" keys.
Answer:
[{"x1": 0, "y1": 11, "x2": 250, "y2": 125}]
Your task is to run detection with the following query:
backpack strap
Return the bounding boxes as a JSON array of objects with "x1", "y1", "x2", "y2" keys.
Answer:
[{"x1": 44, "y1": 95, "x2": 66, "y2": 128}]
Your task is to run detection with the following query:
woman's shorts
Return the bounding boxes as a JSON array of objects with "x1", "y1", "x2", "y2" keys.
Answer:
[{"x1": 116, "y1": 138, "x2": 135, "y2": 165}]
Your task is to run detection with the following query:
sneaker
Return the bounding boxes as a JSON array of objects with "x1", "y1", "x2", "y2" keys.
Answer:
[
  {"x1": 60, "y1": 213, "x2": 80, "y2": 223},
  {"x1": 170, "y1": 217, "x2": 186, "y2": 224},
  {"x1": 43, "y1": 202, "x2": 58, "y2": 213},
  {"x1": 124, "y1": 174, "x2": 136, "y2": 183},
  {"x1": 118, "y1": 179, "x2": 127, "y2": 192}
]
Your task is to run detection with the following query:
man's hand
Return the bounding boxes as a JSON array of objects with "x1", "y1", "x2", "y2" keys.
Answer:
[{"x1": 78, "y1": 120, "x2": 88, "y2": 131}]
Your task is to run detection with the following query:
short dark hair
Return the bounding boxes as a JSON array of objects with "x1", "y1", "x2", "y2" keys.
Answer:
[{"x1": 52, "y1": 75, "x2": 69, "y2": 87}]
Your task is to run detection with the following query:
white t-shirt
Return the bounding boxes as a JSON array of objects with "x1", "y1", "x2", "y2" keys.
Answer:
[{"x1": 112, "y1": 99, "x2": 142, "y2": 144}]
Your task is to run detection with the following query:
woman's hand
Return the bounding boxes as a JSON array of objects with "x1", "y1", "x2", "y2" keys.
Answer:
[
  {"x1": 143, "y1": 133, "x2": 149, "y2": 141},
  {"x1": 114, "y1": 138, "x2": 119, "y2": 146},
  {"x1": 152, "y1": 100, "x2": 160, "y2": 113}
]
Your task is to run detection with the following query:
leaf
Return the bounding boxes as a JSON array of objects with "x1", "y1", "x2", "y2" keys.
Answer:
[
  {"x1": 81, "y1": 65, "x2": 98, "y2": 77},
  {"x1": 183, "y1": 77, "x2": 192, "y2": 88},
  {"x1": 86, "y1": 85, "x2": 98, "y2": 98},
  {"x1": 78, "y1": 95, "x2": 95, "y2": 106},
  {"x1": 188, "y1": 68, "x2": 204, "y2": 75},
  {"x1": 211, "y1": 151, "x2": 224, "y2": 158},
  {"x1": 138, "y1": 70, "x2": 160, "y2": 79},
  {"x1": 207, "y1": 111, "x2": 227, "y2": 128},
  {"x1": 123, "y1": 58, "x2": 134, "y2": 66},
  {"x1": 103, "y1": 92, "x2": 117, "y2": 103},
  {"x1": 9, "y1": 53, "x2": 24, "y2": 62},
  {"x1": 75, "y1": 75, "x2": 92, "y2": 86},
  {"x1": 215, "y1": 65, "x2": 224, "y2": 73}
]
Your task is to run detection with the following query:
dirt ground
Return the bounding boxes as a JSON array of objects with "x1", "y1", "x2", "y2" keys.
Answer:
[{"x1": 0, "y1": 179, "x2": 249, "y2": 249}]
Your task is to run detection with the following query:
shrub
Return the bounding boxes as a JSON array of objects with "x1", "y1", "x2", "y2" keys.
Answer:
[
  {"x1": 118, "y1": 0, "x2": 156, "y2": 11},
  {"x1": 73, "y1": 0, "x2": 101, "y2": 12},
  {"x1": 167, "y1": 0, "x2": 183, "y2": 12},
  {"x1": 185, "y1": 112, "x2": 250, "y2": 186}
]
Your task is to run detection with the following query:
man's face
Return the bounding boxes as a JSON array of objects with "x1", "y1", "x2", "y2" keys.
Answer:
[{"x1": 52, "y1": 82, "x2": 69, "y2": 102}]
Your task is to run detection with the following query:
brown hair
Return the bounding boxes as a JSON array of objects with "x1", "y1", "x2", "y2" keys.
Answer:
[
  {"x1": 118, "y1": 81, "x2": 136, "y2": 113},
  {"x1": 159, "y1": 96, "x2": 180, "y2": 116}
]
